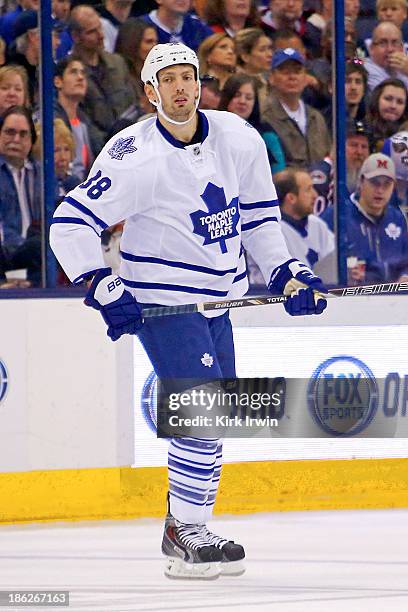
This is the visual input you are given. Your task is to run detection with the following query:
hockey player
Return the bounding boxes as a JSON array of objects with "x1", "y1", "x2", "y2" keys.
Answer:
[
  {"x1": 49, "y1": 42, "x2": 328, "y2": 580},
  {"x1": 247, "y1": 168, "x2": 335, "y2": 286}
]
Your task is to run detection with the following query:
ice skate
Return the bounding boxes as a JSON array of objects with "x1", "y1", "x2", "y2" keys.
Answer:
[
  {"x1": 162, "y1": 514, "x2": 222, "y2": 580},
  {"x1": 199, "y1": 524, "x2": 246, "y2": 576}
]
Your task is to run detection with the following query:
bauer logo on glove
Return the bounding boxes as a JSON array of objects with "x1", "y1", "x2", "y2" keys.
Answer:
[{"x1": 84, "y1": 268, "x2": 143, "y2": 340}]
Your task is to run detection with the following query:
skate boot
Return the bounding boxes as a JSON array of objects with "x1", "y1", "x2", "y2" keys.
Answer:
[
  {"x1": 199, "y1": 525, "x2": 245, "y2": 576},
  {"x1": 162, "y1": 513, "x2": 222, "y2": 580}
]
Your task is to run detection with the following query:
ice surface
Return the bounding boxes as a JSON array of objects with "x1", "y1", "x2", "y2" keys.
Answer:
[{"x1": 0, "y1": 510, "x2": 407, "y2": 611}]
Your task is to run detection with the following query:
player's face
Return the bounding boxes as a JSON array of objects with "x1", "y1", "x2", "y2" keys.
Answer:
[
  {"x1": 345, "y1": 71, "x2": 365, "y2": 105},
  {"x1": 227, "y1": 82, "x2": 255, "y2": 119},
  {"x1": 54, "y1": 138, "x2": 72, "y2": 178},
  {"x1": 0, "y1": 73, "x2": 25, "y2": 115},
  {"x1": 346, "y1": 135, "x2": 370, "y2": 168},
  {"x1": 56, "y1": 61, "x2": 87, "y2": 99},
  {"x1": 294, "y1": 172, "x2": 317, "y2": 217},
  {"x1": 271, "y1": 61, "x2": 306, "y2": 96},
  {"x1": 139, "y1": 27, "x2": 158, "y2": 62},
  {"x1": 378, "y1": 84, "x2": 406, "y2": 121},
  {"x1": 0, "y1": 114, "x2": 32, "y2": 164},
  {"x1": 243, "y1": 35, "x2": 273, "y2": 73},
  {"x1": 207, "y1": 37, "x2": 236, "y2": 70},
  {"x1": 360, "y1": 175, "x2": 395, "y2": 216},
  {"x1": 156, "y1": 65, "x2": 199, "y2": 121},
  {"x1": 378, "y1": 2, "x2": 407, "y2": 28}
]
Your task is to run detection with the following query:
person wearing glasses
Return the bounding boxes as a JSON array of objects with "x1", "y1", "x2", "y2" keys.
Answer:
[
  {"x1": 0, "y1": 105, "x2": 41, "y2": 286},
  {"x1": 364, "y1": 21, "x2": 408, "y2": 90},
  {"x1": 358, "y1": 0, "x2": 408, "y2": 56}
]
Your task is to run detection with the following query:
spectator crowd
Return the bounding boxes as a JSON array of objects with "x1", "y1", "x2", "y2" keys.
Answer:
[{"x1": 0, "y1": 0, "x2": 407, "y2": 288}]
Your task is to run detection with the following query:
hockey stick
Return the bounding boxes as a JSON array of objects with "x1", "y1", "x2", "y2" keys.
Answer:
[{"x1": 142, "y1": 281, "x2": 408, "y2": 319}]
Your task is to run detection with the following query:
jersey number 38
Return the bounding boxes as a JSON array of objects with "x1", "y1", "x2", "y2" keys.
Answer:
[{"x1": 79, "y1": 170, "x2": 112, "y2": 200}]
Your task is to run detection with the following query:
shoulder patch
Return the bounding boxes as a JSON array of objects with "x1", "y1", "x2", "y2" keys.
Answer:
[{"x1": 108, "y1": 136, "x2": 137, "y2": 160}]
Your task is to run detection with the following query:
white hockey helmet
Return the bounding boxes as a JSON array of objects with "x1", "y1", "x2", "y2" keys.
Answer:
[{"x1": 141, "y1": 42, "x2": 201, "y2": 126}]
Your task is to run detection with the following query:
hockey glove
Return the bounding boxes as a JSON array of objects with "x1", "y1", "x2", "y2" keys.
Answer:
[
  {"x1": 84, "y1": 268, "x2": 143, "y2": 341},
  {"x1": 268, "y1": 259, "x2": 328, "y2": 316}
]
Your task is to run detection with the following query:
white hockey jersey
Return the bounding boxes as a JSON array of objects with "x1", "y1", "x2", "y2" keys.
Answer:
[
  {"x1": 280, "y1": 213, "x2": 335, "y2": 269},
  {"x1": 247, "y1": 212, "x2": 335, "y2": 286},
  {"x1": 50, "y1": 110, "x2": 292, "y2": 308}
]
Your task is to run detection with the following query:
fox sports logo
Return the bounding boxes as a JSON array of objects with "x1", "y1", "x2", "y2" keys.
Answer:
[
  {"x1": 307, "y1": 355, "x2": 378, "y2": 436},
  {"x1": 0, "y1": 359, "x2": 8, "y2": 404}
]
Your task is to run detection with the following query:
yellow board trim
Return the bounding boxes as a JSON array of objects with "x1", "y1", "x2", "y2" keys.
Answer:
[{"x1": 1, "y1": 458, "x2": 407, "y2": 524}]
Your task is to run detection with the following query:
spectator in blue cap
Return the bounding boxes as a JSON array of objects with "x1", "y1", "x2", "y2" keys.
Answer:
[
  {"x1": 262, "y1": 47, "x2": 331, "y2": 167},
  {"x1": 0, "y1": 0, "x2": 39, "y2": 47}
]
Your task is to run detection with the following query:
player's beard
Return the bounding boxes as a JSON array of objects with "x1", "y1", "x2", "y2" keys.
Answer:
[{"x1": 163, "y1": 99, "x2": 196, "y2": 122}]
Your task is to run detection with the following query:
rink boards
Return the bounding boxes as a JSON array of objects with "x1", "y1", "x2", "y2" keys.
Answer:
[{"x1": 0, "y1": 294, "x2": 407, "y2": 522}]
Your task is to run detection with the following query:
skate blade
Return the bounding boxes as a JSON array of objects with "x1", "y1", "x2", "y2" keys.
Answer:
[
  {"x1": 164, "y1": 557, "x2": 221, "y2": 580},
  {"x1": 220, "y1": 560, "x2": 246, "y2": 576}
]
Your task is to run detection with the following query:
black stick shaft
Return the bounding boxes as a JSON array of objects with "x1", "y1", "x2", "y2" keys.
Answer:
[{"x1": 142, "y1": 281, "x2": 408, "y2": 319}]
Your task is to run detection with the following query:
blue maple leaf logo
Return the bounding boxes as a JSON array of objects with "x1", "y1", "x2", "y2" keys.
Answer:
[
  {"x1": 107, "y1": 136, "x2": 137, "y2": 160},
  {"x1": 190, "y1": 182, "x2": 240, "y2": 254}
]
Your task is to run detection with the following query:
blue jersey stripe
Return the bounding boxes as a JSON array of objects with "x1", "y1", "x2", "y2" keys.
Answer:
[
  {"x1": 63, "y1": 196, "x2": 108, "y2": 230},
  {"x1": 52, "y1": 217, "x2": 100, "y2": 236},
  {"x1": 120, "y1": 251, "x2": 237, "y2": 277},
  {"x1": 121, "y1": 278, "x2": 229, "y2": 297},
  {"x1": 241, "y1": 216, "x2": 279, "y2": 232},
  {"x1": 52, "y1": 216, "x2": 90, "y2": 226},
  {"x1": 240, "y1": 199, "x2": 279, "y2": 210},
  {"x1": 233, "y1": 270, "x2": 247, "y2": 284}
]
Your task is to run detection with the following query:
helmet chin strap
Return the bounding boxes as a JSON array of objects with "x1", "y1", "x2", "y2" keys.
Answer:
[{"x1": 150, "y1": 85, "x2": 200, "y2": 126}]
